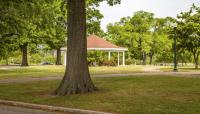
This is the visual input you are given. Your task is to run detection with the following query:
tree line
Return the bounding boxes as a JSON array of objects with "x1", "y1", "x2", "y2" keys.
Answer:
[
  {"x1": 105, "y1": 5, "x2": 200, "y2": 69},
  {"x1": 0, "y1": 0, "x2": 105, "y2": 66},
  {"x1": 0, "y1": 1, "x2": 199, "y2": 69}
]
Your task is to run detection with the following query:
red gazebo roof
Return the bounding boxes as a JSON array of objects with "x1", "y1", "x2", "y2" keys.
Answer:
[
  {"x1": 61, "y1": 35, "x2": 128, "y2": 51},
  {"x1": 87, "y1": 35, "x2": 120, "y2": 49}
]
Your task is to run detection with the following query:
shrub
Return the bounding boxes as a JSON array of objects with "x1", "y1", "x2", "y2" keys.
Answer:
[
  {"x1": 87, "y1": 57, "x2": 97, "y2": 66},
  {"x1": 29, "y1": 54, "x2": 42, "y2": 64},
  {"x1": 126, "y1": 58, "x2": 135, "y2": 65},
  {"x1": 12, "y1": 57, "x2": 21, "y2": 65},
  {"x1": 100, "y1": 59, "x2": 117, "y2": 66},
  {"x1": 43, "y1": 55, "x2": 55, "y2": 64}
]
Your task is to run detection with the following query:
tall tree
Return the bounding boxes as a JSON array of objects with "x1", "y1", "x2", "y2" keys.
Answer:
[
  {"x1": 107, "y1": 11, "x2": 154, "y2": 65},
  {"x1": 55, "y1": 0, "x2": 120, "y2": 95},
  {"x1": 16, "y1": 1, "x2": 42, "y2": 66},
  {"x1": 43, "y1": 0, "x2": 67, "y2": 65},
  {"x1": 0, "y1": 0, "x2": 48, "y2": 66},
  {"x1": 0, "y1": 1, "x2": 23, "y2": 64},
  {"x1": 130, "y1": 11, "x2": 154, "y2": 65},
  {"x1": 86, "y1": 6, "x2": 104, "y2": 35},
  {"x1": 149, "y1": 18, "x2": 172, "y2": 64},
  {"x1": 176, "y1": 4, "x2": 200, "y2": 69},
  {"x1": 55, "y1": 0, "x2": 96, "y2": 95}
]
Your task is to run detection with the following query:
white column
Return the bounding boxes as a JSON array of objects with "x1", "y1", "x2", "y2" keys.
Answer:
[
  {"x1": 108, "y1": 51, "x2": 111, "y2": 60},
  {"x1": 118, "y1": 52, "x2": 120, "y2": 66},
  {"x1": 122, "y1": 51, "x2": 125, "y2": 66},
  {"x1": 53, "y1": 50, "x2": 57, "y2": 57},
  {"x1": 64, "y1": 51, "x2": 67, "y2": 66}
]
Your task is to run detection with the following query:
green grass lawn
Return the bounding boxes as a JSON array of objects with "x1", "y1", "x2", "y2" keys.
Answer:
[
  {"x1": 161, "y1": 67, "x2": 200, "y2": 72},
  {"x1": 0, "y1": 65, "x2": 144, "y2": 79},
  {"x1": 0, "y1": 76, "x2": 200, "y2": 114}
]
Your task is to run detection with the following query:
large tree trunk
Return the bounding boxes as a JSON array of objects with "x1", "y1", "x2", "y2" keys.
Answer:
[
  {"x1": 56, "y1": 48, "x2": 62, "y2": 65},
  {"x1": 55, "y1": 0, "x2": 96, "y2": 95},
  {"x1": 21, "y1": 43, "x2": 28, "y2": 66}
]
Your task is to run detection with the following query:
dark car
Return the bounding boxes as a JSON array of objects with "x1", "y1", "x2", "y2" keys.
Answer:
[{"x1": 40, "y1": 62, "x2": 53, "y2": 65}]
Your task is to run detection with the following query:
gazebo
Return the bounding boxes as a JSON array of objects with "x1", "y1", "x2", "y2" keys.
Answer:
[{"x1": 61, "y1": 35, "x2": 128, "y2": 66}]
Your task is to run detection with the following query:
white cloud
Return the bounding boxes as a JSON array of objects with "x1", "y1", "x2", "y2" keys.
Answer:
[{"x1": 97, "y1": 0, "x2": 200, "y2": 31}]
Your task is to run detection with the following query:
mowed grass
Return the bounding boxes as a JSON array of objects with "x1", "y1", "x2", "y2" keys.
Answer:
[
  {"x1": 0, "y1": 66, "x2": 65, "y2": 79},
  {"x1": 161, "y1": 67, "x2": 200, "y2": 72},
  {"x1": 0, "y1": 65, "x2": 144, "y2": 79},
  {"x1": 0, "y1": 76, "x2": 200, "y2": 114}
]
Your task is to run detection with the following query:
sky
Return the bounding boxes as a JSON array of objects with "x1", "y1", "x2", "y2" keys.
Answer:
[{"x1": 97, "y1": 0, "x2": 200, "y2": 31}]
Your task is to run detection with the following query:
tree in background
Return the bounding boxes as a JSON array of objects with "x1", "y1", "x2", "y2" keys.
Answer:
[
  {"x1": 0, "y1": 0, "x2": 52, "y2": 66},
  {"x1": 176, "y1": 4, "x2": 200, "y2": 69},
  {"x1": 107, "y1": 11, "x2": 163, "y2": 65},
  {"x1": 86, "y1": 2, "x2": 104, "y2": 36},
  {"x1": 0, "y1": 36, "x2": 18, "y2": 65},
  {"x1": 149, "y1": 18, "x2": 172, "y2": 65},
  {"x1": 43, "y1": 0, "x2": 67, "y2": 65},
  {"x1": 129, "y1": 11, "x2": 154, "y2": 65},
  {"x1": 0, "y1": 1, "x2": 23, "y2": 65}
]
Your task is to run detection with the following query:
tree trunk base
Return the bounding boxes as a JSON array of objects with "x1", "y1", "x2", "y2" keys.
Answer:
[
  {"x1": 21, "y1": 62, "x2": 28, "y2": 67},
  {"x1": 55, "y1": 79, "x2": 97, "y2": 96},
  {"x1": 55, "y1": 0, "x2": 97, "y2": 96},
  {"x1": 195, "y1": 64, "x2": 198, "y2": 69}
]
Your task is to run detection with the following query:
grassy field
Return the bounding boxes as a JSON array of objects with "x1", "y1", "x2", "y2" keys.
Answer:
[
  {"x1": 0, "y1": 76, "x2": 200, "y2": 114},
  {"x1": 0, "y1": 65, "x2": 144, "y2": 79},
  {"x1": 160, "y1": 67, "x2": 200, "y2": 72}
]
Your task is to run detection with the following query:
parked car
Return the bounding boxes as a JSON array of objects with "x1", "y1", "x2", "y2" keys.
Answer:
[{"x1": 40, "y1": 62, "x2": 53, "y2": 65}]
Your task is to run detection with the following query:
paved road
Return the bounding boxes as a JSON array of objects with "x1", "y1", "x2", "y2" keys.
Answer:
[
  {"x1": 0, "y1": 105, "x2": 67, "y2": 114},
  {"x1": 0, "y1": 72, "x2": 199, "y2": 84}
]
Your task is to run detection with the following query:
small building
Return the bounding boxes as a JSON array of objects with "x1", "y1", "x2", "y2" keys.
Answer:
[{"x1": 61, "y1": 35, "x2": 128, "y2": 66}]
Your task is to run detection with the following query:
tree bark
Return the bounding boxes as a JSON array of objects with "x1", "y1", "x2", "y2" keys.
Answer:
[
  {"x1": 56, "y1": 48, "x2": 62, "y2": 65},
  {"x1": 149, "y1": 50, "x2": 154, "y2": 65},
  {"x1": 5, "y1": 58, "x2": 9, "y2": 65},
  {"x1": 21, "y1": 43, "x2": 28, "y2": 66},
  {"x1": 195, "y1": 60, "x2": 199, "y2": 69},
  {"x1": 138, "y1": 37, "x2": 142, "y2": 65},
  {"x1": 142, "y1": 51, "x2": 146, "y2": 65},
  {"x1": 55, "y1": 0, "x2": 96, "y2": 95},
  {"x1": 194, "y1": 54, "x2": 199, "y2": 69}
]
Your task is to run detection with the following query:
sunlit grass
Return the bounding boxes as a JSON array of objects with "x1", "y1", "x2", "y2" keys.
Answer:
[
  {"x1": 0, "y1": 65, "x2": 144, "y2": 79},
  {"x1": 161, "y1": 67, "x2": 200, "y2": 72}
]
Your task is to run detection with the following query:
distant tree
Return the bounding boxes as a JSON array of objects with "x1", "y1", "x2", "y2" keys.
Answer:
[
  {"x1": 0, "y1": 0, "x2": 50, "y2": 66},
  {"x1": 176, "y1": 4, "x2": 200, "y2": 69},
  {"x1": 43, "y1": 0, "x2": 67, "y2": 65},
  {"x1": 130, "y1": 11, "x2": 154, "y2": 65},
  {"x1": 0, "y1": 1, "x2": 22, "y2": 64},
  {"x1": 177, "y1": 50, "x2": 192, "y2": 66},
  {"x1": 0, "y1": 36, "x2": 18, "y2": 65},
  {"x1": 86, "y1": 4, "x2": 104, "y2": 35},
  {"x1": 149, "y1": 18, "x2": 172, "y2": 64},
  {"x1": 107, "y1": 11, "x2": 154, "y2": 65}
]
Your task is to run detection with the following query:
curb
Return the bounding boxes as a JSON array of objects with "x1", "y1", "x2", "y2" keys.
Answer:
[{"x1": 0, "y1": 99, "x2": 113, "y2": 114}]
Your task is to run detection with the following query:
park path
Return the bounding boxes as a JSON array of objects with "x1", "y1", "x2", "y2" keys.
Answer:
[
  {"x1": 0, "y1": 105, "x2": 68, "y2": 114},
  {"x1": 0, "y1": 72, "x2": 199, "y2": 84}
]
